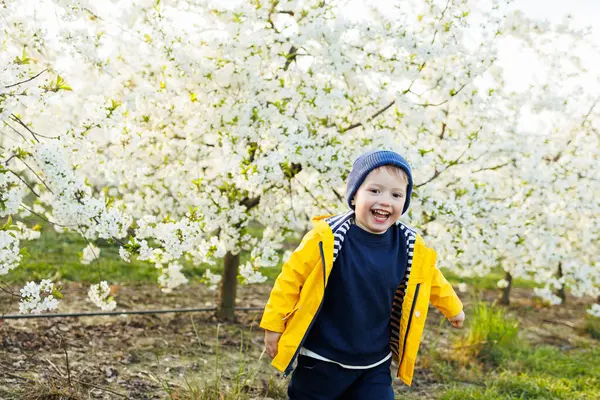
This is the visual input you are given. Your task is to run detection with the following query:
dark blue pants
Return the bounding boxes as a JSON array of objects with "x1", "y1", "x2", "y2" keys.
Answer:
[{"x1": 288, "y1": 355, "x2": 395, "y2": 400}]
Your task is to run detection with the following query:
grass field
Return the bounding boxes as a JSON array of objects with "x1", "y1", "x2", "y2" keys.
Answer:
[
  {"x1": 6, "y1": 216, "x2": 534, "y2": 291},
  {"x1": 1, "y1": 219, "x2": 599, "y2": 399}
]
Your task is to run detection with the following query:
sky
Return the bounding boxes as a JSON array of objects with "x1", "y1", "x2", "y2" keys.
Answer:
[
  {"x1": 518, "y1": 0, "x2": 600, "y2": 32},
  {"x1": 499, "y1": 0, "x2": 599, "y2": 91}
]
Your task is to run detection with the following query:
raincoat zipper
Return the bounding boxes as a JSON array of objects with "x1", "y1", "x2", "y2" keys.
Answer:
[
  {"x1": 283, "y1": 240, "x2": 328, "y2": 377},
  {"x1": 399, "y1": 283, "x2": 421, "y2": 366}
]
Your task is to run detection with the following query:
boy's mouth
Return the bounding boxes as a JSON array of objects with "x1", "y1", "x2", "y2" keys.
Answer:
[{"x1": 371, "y1": 209, "x2": 391, "y2": 222}]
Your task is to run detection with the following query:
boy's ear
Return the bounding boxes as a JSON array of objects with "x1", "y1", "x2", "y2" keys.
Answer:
[{"x1": 351, "y1": 198, "x2": 356, "y2": 206}]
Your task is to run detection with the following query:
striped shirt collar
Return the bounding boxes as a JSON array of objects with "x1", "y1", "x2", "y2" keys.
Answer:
[{"x1": 324, "y1": 210, "x2": 416, "y2": 263}]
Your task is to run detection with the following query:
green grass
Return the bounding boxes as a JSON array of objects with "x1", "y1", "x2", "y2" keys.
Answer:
[
  {"x1": 441, "y1": 268, "x2": 538, "y2": 290},
  {"x1": 437, "y1": 303, "x2": 600, "y2": 400},
  {"x1": 584, "y1": 315, "x2": 600, "y2": 340},
  {"x1": 6, "y1": 215, "x2": 543, "y2": 291},
  {"x1": 440, "y1": 346, "x2": 600, "y2": 399},
  {"x1": 461, "y1": 302, "x2": 521, "y2": 365},
  {"x1": 3, "y1": 216, "x2": 291, "y2": 285}
]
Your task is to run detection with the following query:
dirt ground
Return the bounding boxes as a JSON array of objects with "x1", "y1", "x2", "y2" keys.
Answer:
[{"x1": 0, "y1": 283, "x2": 597, "y2": 399}]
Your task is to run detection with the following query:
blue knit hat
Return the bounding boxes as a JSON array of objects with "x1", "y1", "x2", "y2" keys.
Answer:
[{"x1": 346, "y1": 150, "x2": 413, "y2": 214}]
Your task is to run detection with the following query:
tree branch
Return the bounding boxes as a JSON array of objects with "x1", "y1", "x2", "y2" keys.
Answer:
[
  {"x1": 416, "y1": 145, "x2": 471, "y2": 188},
  {"x1": 10, "y1": 114, "x2": 59, "y2": 140},
  {"x1": 4, "y1": 154, "x2": 18, "y2": 165},
  {"x1": 472, "y1": 162, "x2": 510, "y2": 173},
  {"x1": 284, "y1": 45, "x2": 298, "y2": 71},
  {"x1": 7, "y1": 168, "x2": 40, "y2": 197},
  {"x1": 415, "y1": 99, "x2": 448, "y2": 108},
  {"x1": 341, "y1": 100, "x2": 395, "y2": 132},
  {"x1": 0, "y1": 283, "x2": 19, "y2": 298},
  {"x1": 16, "y1": 156, "x2": 54, "y2": 194},
  {"x1": 332, "y1": 188, "x2": 344, "y2": 203},
  {"x1": 19, "y1": 204, "x2": 69, "y2": 228},
  {"x1": 294, "y1": 177, "x2": 333, "y2": 214},
  {"x1": 4, "y1": 69, "x2": 48, "y2": 89},
  {"x1": 240, "y1": 196, "x2": 261, "y2": 210},
  {"x1": 3, "y1": 122, "x2": 29, "y2": 142}
]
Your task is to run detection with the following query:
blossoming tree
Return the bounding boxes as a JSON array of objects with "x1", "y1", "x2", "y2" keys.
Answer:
[{"x1": 1, "y1": 0, "x2": 598, "y2": 319}]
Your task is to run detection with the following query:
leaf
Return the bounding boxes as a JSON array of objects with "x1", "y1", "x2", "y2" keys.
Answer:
[
  {"x1": 1, "y1": 215, "x2": 13, "y2": 230},
  {"x1": 56, "y1": 75, "x2": 73, "y2": 91}
]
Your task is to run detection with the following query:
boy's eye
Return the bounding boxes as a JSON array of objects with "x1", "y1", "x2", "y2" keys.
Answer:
[
  {"x1": 369, "y1": 189, "x2": 379, "y2": 194},
  {"x1": 393, "y1": 193, "x2": 404, "y2": 198}
]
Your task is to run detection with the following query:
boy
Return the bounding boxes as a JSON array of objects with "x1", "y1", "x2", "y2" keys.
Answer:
[{"x1": 260, "y1": 150, "x2": 465, "y2": 399}]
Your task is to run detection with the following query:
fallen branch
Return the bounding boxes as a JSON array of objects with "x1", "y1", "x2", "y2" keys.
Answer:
[
  {"x1": 49, "y1": 372, "x2": 128, "y2": 398},
  {"x1": 542, "y1": 319, "x2": 577, "y2": 329}
]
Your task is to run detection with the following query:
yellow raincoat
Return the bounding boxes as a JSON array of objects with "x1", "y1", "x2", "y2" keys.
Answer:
[{"x1": 260, "y1": 215, "x2": 462, "y2": 386}]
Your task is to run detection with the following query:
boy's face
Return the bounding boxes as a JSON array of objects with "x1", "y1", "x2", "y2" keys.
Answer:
[{"x1": 352, "y1": 167, "x2": 407, "y2": 234}]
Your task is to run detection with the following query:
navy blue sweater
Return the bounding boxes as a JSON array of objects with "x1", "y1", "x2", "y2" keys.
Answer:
[{"x1": 303, "y1": 224, "x2": 407, "y2": 366}]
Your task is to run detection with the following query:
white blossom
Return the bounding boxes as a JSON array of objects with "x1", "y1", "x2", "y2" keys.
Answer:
[
  {"x1": 14, "y1": 222, "x2": 41, "y2": 241},
  {"x1": 240, "y1": 262, "x2": 267, "y2": 284},
  {"x1": 88, "y1": 281, "x2": 117, "y2": 311},
  {"x1": 80, "y1": 243, "x2": 100, "y2": 265},
  {"x1": 0, "y1": 231, "x2": 21, "y2": 275},
  {"x1": 19, "y1": 280, "x2": 60, "y2": 314},
  {"x1": 119, "y1": 246, "x2": 131, "y2": 263},
  {"x1": 157, "y1": 262, "x2": 188, "y2": 293},
  {"x1": 0, "y1": 170, "x2": 26, "y2": 217},
  {"x1": 497, "y1": 279, "x2": 510, "y2": 289},
  {"x1": 137, "y1": 240, "x2": 154, "y2": 261},
  {"x1": 533, "y1": 287, "x2": 563, "y2": 306},
  {"x1": 0, "y1": 0, "x2": 598, "y2": 313},
  {"x1": 203, "y1": 268, "x2": 222, "y2": 291},
  {"x1": 587, "y1": 304, "x2": 600, "y2": 318}
]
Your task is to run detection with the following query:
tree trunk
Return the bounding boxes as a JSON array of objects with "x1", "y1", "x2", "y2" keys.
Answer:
[
  {"x1": 499, "y1": 272, "x2": 513, "y2": 306},
  {"x1": 217, "y1": 252, "x2": 240, "y2": 321},
  {"x1": 555, "y1": 262, "x2": 566, "y2": 304}
]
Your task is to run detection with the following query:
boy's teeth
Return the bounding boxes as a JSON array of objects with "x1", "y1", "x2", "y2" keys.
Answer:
[{"x1": 372, "y1": 210, "x2": 390, "y2": 216}]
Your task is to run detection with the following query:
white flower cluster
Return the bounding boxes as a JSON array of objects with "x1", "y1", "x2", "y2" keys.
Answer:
[
  {"x1": 203, "y1": 269, "x2": 222, "y2": 291},
  {"x1": 239, "y1": 261, "x2": 267, "y2": 284},
  {"x1": 80, "y1": 243, "x2": 100, "y2": 265},
  {"x1": 118, "y1": 246, "x2": 131, "y2": 263},
  {"x1": 33, "y1": 141, "x2": 133, "y2": 241},
  {"x1": 14, "y1": 221, "x2": 41, "y2": 241},
  {"x1": 19, "y1": 280, "x2": 59, "y2": 314},
  {"x1": 497, "y1": 279, "x2": 510, "y2": 289},
  {"x1": 1, "y1": 0, "x2": 599, "y2": 314},
  {"x1": 88, "y1": 281, "x2": 116, "y2": 311},
  {"x1": 533, "y1": 287, "x2": 563, "y2": 306},
  {"x1": 0, "y1": 169, "x2": 25, "y2": 218},
  {"x1": 157, "y1": 262, "x2": 188, "y2": 293},
  {"x1": 137, "y1": 239, "x2": 155, "y2": 261},
  {"x1": 249, "y1": 240, "x2": 281, "y2": 268},
  {"x1": 587, "y1": 304, "x2": 600, "y2": 318},
  {"x1": 0, "y1": 231, "x2": 21, "y2": 275}
]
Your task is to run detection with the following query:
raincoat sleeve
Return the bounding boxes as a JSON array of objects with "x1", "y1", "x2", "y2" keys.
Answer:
[
  {"x1": 428, "y1": 249, "x2": 463, "y2": 319},
  {"x1": 260, "y1": 229, "x2": 321, "y2": 333}
]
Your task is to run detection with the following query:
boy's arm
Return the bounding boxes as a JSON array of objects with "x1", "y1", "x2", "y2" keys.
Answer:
[
  {"x1": 429, "y1": 251, "x2": 463, "y2": 319},
  {"x1": 260, "y1": 229, "x2": 321, "y2": 333}
]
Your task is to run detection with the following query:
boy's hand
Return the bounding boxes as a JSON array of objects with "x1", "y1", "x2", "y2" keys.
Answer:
[
  {"x1": 264, "y1": 329, "x2": 282, "y2": 359},
  {"x1": 448, "y1": 310, "x2": 465, "y2": 328}
]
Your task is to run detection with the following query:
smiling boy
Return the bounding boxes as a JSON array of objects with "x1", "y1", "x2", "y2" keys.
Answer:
[{"x1": 260, "y1": 150, "x2": 465, "y2": 399}]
